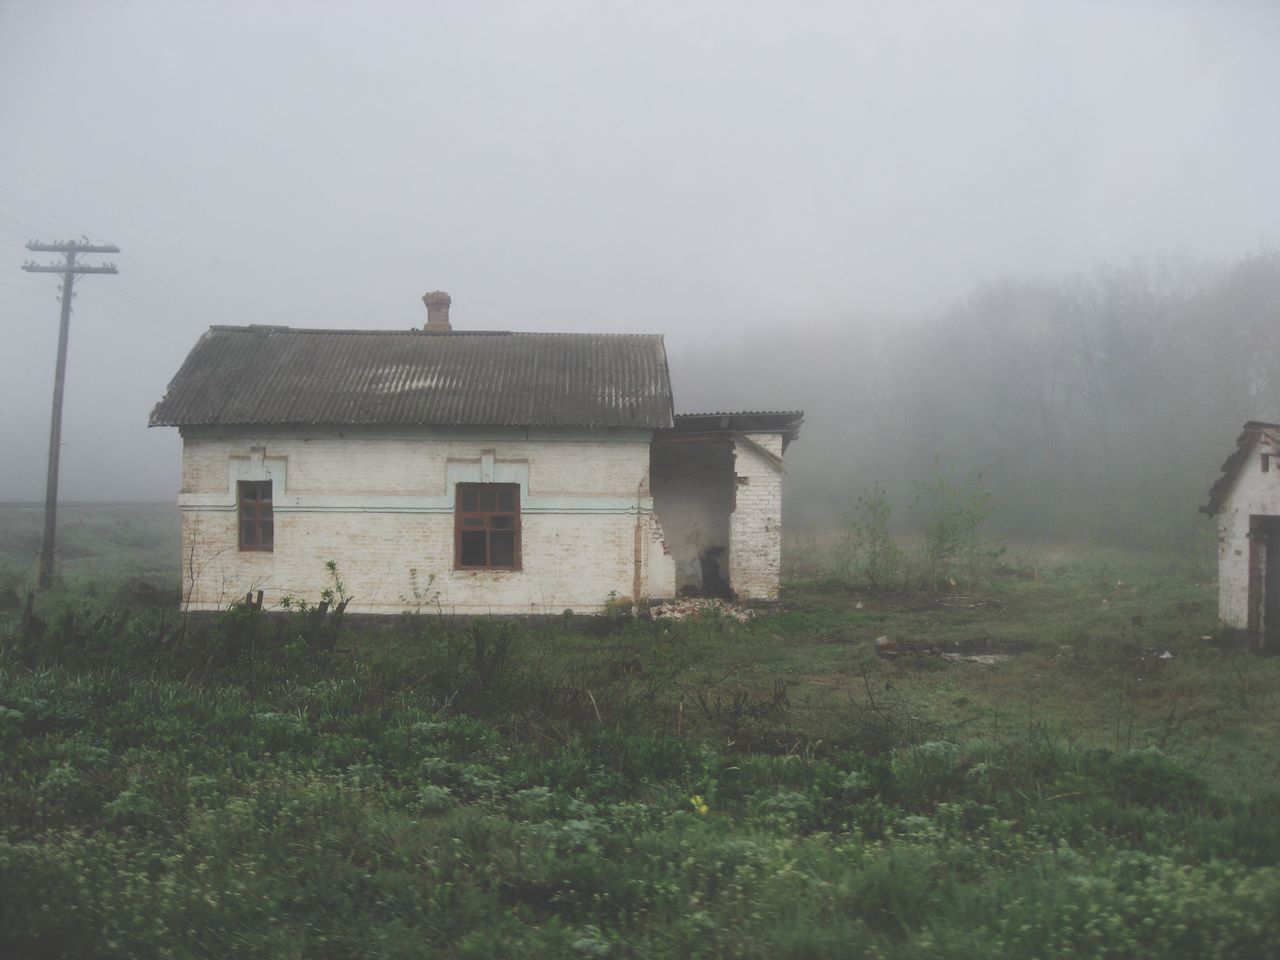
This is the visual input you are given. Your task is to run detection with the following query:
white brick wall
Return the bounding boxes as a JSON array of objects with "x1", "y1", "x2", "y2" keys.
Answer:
[
  {"x1": 729, "y1": 433, "x2": 784, "y2": 601},
  {"x1": 178, "y1": 427, "x2": 666, "y2": 614},
  {"x1": 1217, "y1": 441, "x2": 1280, "y2": 628}
]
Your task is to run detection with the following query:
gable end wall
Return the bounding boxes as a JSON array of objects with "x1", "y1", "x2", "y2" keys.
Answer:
[{"x1": 1216, "y1": 441, "x2": 1280, "y2": 628}]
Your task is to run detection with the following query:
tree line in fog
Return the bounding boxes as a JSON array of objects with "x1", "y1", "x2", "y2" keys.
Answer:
[{"x1": 675, "y1": 249, "x2": 1280, "y2": 548}]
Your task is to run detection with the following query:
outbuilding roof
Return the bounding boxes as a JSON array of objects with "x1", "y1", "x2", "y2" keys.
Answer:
[
  {"x1": 672, "y1": 410, "x2": 804, "y2": 440},
  {"x1": 150, "y1": 326, "x2": 674, "y2": 429},
  {"x1": 1201, "y1": 420, "x2": 1280, "y2": 514}
]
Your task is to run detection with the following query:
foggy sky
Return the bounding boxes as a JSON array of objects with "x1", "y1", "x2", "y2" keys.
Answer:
[{"x1": 1, "y1": 0, "x2": 1277, "y2": 502}]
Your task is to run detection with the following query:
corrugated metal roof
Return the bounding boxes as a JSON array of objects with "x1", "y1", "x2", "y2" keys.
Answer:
[{"x1": 150, "y1": 326, "x2": 674, "y2": 429}]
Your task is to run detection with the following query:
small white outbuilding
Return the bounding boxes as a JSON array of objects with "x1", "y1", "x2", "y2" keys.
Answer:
[{"x1": 1202, "y1": 421, "x2": 1280, "y2": 649}]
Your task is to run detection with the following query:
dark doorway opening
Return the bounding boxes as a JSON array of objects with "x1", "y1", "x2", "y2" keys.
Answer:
[
  {"x1": 698, "y1": 546, "x2": 731, "y2": 598},
  {"x1": 650, "y1": 439, "x2": 735, "y2": 597},
  {"x1": 1248, "y1": 515, "x2": 1280, "y2": 652}
]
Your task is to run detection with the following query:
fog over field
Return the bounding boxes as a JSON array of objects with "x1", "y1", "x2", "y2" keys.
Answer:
[{"x1": 2, "y1": 0, "x2": 1277, "y2": 542}]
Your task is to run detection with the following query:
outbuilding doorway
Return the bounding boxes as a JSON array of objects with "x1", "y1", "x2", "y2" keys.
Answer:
[{"x1": 1248, "y1": 515, "x2": 1280, "y2": 651}]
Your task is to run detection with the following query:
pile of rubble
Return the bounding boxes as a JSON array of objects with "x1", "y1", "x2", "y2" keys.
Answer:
[{"x1": 649, "y1": 598, "x2": 756, "y2": 622}]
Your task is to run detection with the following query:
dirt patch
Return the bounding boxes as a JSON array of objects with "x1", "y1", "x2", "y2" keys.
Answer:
[
  {"x1": 875, "y1": 635, "x2": 1017, "y2": 664},
  {"x1": 813, "y1": 629, "x2": 863, "y2": 646},
  {"x1": 796, "y1": 673, "x2": 848, "y2": 687},
  {"x1": 935, "y1": 596, "x2": 1004, "y2": 610}
]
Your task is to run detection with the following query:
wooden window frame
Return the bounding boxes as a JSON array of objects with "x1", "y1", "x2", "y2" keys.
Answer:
[
  {"x1": 454, "y1": 482, "x2": 521, "y2": 570},
  {"x1": 238, "y1": 480, "x2": 274, "y2": 552}
]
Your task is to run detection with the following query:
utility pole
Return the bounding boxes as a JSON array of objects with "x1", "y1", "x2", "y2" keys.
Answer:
[{"x1": 22, "y1": 240, "x2": 120, "y2": 589}]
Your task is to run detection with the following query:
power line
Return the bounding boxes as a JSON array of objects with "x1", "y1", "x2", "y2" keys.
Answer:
[
  {"x1": 0, "y1": 186, "x2": 93, "y2": 239},
  {"x1": 1, "y1": 188, "x2": 228, "y2": 338},
  {"x1": 21, "y1": 239, "x2": 120, "y2": 589}
]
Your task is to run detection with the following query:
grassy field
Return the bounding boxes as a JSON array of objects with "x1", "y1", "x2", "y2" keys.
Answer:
[
  {"x1": 0, "y1": 502, "x2": 180, "y2": 605},
  {"x1": 2, "y1": 506, "x2": 1280, "y2": 958}
]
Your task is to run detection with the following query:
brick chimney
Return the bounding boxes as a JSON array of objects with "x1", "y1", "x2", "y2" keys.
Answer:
[{"x1": 423, "y1": 291, "x2": 452, "y2": 331}]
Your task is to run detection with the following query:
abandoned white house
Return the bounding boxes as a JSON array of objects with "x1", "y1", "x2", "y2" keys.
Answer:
[
  {"x1": 149, "y1": 293, "x2": 802, "y2": 614},
  {"x1": 1203, "y1": 420, "x2": 1280, "y2": 649}
]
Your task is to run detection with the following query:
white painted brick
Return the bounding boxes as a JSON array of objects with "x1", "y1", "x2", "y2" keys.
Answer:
[
  {"x1": 729, "y1": 434, "x2": 784, "y2": 601},
  {"x1": 177, "y1": 426, "x2": 791, "y2": 613},
  {"x1": 179, "y1": 429, "x2": 662, "y2": 614}
]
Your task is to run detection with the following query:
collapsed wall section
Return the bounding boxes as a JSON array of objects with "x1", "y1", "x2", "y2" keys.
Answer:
[
  {"x1": 649, "y1": 440, "x2": 734, "y2": 596},
  {"x1": 649, "y1": 429, "x2": 787, "y2": 602}
]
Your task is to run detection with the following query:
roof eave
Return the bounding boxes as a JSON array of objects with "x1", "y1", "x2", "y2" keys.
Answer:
[{"x1": 1201, "y1": 422, "x2": 1280, "y2": 515}]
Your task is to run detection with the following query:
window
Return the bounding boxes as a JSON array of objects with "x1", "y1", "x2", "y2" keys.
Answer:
[
  {"x1": 238, "y1": 480, "x2": 273, "y2": 551},
  {"x1": 455, "y1": 482, "x2": 520, "y2": 569}
]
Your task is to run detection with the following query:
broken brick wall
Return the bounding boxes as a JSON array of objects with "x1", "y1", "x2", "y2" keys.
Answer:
[{"x1": 649, "y1": 439, "x2": 734, "y2": 595}]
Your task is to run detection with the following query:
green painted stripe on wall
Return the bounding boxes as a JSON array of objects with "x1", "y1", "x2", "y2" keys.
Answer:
[{"x1": 180, "y1": 494, "x2": 654, "y2": 515}]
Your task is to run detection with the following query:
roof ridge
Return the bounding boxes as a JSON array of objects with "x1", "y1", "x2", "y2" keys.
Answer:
[{"x1": 207, "y1": 325, "x2": 664, "y2": 338}]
